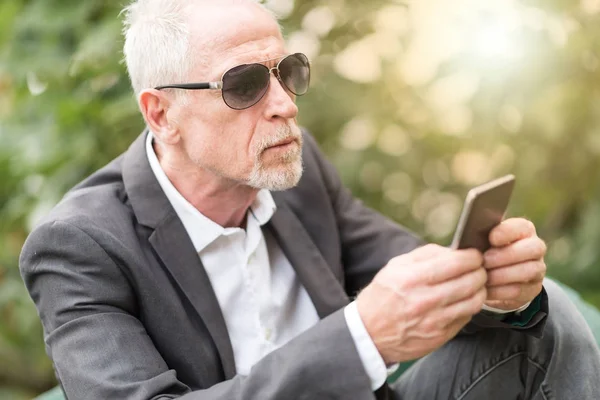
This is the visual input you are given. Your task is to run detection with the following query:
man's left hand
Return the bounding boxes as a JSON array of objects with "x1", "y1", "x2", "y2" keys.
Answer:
[{"x1": 483, "y1": 218, "x2": 547, "y2": 311}]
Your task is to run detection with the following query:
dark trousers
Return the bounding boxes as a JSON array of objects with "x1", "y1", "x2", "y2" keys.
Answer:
[{"x1": 392, "y1": 279, "x2": 600, "y2": 399}]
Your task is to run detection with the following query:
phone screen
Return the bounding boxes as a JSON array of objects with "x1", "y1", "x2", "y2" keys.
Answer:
[{"x1": 451, "y1": 175, "x2": 515, "y2": 252}]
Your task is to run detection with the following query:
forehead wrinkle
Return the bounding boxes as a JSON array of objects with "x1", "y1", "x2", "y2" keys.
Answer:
[{"x1": 218, "y1": 38, "x2": 285, "y2": 70}]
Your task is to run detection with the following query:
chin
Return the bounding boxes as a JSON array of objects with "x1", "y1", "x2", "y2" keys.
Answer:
[{"x1": 246, "y1": 160, "x2": 304, "y2": 191}]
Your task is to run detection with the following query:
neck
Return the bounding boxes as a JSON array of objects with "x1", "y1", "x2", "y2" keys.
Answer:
[{"x1": 155, "y1": 142, "x2": 258, "y2": 228}]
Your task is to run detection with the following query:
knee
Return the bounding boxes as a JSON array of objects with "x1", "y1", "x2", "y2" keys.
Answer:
[{"x1": 539, "y1": 278, "x2": 599, "y2": 355}]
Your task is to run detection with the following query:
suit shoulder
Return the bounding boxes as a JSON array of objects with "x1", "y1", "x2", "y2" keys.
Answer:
[{"x1": 33, "y1": 154, "x2": 134, "y2": 237}]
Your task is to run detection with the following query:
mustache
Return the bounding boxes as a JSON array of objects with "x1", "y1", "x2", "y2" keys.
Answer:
[{"x1": 256, "y1": 123, "x2": 303, "y2": 153}]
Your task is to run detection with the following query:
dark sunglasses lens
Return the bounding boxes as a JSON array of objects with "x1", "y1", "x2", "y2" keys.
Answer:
[
  {"x1": 279, "y1": 53, "x2": 310, "y2": 96},
  {"x1": 222, "y1": 64, "x2": 270, "y2": 109}
]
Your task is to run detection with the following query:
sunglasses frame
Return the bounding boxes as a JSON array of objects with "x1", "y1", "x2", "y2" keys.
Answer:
[{"x1": 154, "y1": 53, "x2": 310, "y2": 110}]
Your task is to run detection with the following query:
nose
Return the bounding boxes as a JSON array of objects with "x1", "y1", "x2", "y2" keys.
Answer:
[{"x1": 262, "y1": 72, "x2": 298, "y2": 120}]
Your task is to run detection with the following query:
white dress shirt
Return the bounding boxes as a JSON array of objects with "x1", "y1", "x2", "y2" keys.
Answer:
[{"x1": 146, "y1": 132, "x2": 390, "y2": 390}]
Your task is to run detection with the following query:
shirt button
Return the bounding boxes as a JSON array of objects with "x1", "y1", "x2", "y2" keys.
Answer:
[{"x1": 264, "y1": 328, "x2": 272, "y2": 341}]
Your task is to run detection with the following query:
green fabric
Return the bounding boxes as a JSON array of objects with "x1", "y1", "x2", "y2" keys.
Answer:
[
  {"x1": 504, "y1": 293, "x2": 543, "y2": 327},
  {"x1": 478, "y1": 294, "x2": 542, "y2": 324},
  {"x1": 35, "y1": 386, "x2": 64, "y2": 400}
]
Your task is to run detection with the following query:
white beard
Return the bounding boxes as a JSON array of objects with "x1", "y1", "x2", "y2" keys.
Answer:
[{"x1": 246, "y1": 122, "x2": 304, "y2": 191}]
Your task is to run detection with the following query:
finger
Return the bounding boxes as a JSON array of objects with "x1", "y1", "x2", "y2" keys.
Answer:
[
  {"x1": 408, "y1": 243, "x2": 451, "y2": 262},
  {"x1": 419, "y1": 248, "x2": 483, "y2": 284},
  {"x1": 417, "y1": 288, "x2": 484, "y2": 340},
  {"x1": 443, "y1": 287, "x2": 487, "y2": 322},
  {"x1": 484, "y1": 237, "x2": 547, "y2": 269},
  {"x1": 418, "y1": 314, "x2": 472, "y2": 342},
  {"x1": 486, "y1": 260, "x2": 546, "y2": 287},
  {"x1": 428, "y1": 267, "x2": 487, "y2": 307},
  {"x1": 388, "y1": 244, "x2": 450, "y2": 268},
  {"x1": 443, "y1": 316, "x2": 473, "y2": 342},
  {"x1": 486, "y1": 282, "x2": 542, "y2": 303},
  {"x1": 489, "y1": 218, "x2": 536, "y2": 248}
]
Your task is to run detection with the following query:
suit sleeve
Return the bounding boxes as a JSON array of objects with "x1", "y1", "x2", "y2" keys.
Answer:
[
  {"x1": 302, "y1": 133, "x2": 548, "y2": 334},
  {"x1": 20, "y1": 220, "x2": 377, "y2": 400}
]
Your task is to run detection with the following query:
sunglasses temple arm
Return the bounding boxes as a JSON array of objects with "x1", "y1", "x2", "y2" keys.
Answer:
[{"x1": 155, "y1": 82, "x2": 223, "y2": 90}]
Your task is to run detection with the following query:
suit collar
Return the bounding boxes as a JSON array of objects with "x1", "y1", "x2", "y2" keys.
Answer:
[
  {"x1": 143, "y1": 131, "x2": 277, "y2": 253},
  {"x1": 122, "y1": 130, "x2": 172, "y2": 229}
]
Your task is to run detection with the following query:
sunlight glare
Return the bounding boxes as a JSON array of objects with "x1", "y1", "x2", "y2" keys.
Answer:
[{"x1": 475, "y1": 23, "x2": 514, "y2": 59}]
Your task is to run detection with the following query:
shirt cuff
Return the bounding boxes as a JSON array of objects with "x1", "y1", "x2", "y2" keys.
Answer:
[
  {"x1": 482, "y1": 300, "x2": 532, "y2": 315},
  {"x1": 344, "y1": 301, "x2": 388, "y2": 390}
]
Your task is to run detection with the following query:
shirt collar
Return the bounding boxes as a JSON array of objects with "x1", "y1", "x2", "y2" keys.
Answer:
[{"x1": 145, "y1": 131, "x2": 277, "y2": 253}]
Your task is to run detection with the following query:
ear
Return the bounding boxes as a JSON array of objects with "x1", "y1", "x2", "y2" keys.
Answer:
[{"x1": 139, "y1": 89, "x2": 180, "y2": 144}]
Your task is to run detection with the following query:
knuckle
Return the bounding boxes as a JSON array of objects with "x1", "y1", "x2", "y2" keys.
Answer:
[
  {"x1": 525, "y1": 219, "x2": 536, "y2": 235},
  {"x1": 453, "y1": 251, "x2": 481, "y2": 271},
  {"x1": 488, "y1": 286, "x2": 500, "y2": 298},
  {"x1": 404, "y1": 264, "x2": 432, "y2": 286},
  {"x1": 468, "y1": 268, "x2": 487, "y2": 289},
  {"x1": 473, "y1": 290, "x2": 486, "y2": 309},
  {"x1": 429, "y1": 291, "x2": 445, "y2": 307},
  {"x1": 421, "y1": 318, "x2": 439, "y2": 333},
  {"x1": 404, "y1": 300, "x2": 429, "y2": 319},
  {"x1": 403, "y1": 303, "x2": 419, "y2": 320},
  {"x1": 527, "y1": 261, "x2": 545, "y2": 282},
  {"x1": 538, "y1": 261, "x2": 547, "y2": 280},
  {"x1": 420, "y1": 243, "x2": 445, "y2": 255},
  {"x1": 538, "y1": 239, "x2": 547, "y2": 257},
  {"x1": 486, "y1": 269, "x2": 499, "y2": 285},
  {"x1": 464, "y1": 300, "x2": 480, "y2": 316},
  {"x1": 512, "y1": 284, "x2": 524, "y2": 299},
  {"x1": 394, "y1": 274, "x2": 413, "y2": 292},
  {"x1": 477, "y1": 268, "x2": 488, "y2": 284},
  {"x1": 524, "y1": 264, "x2": 537, "y2": 281},
  {"x1": 479, "y1": 287, "x2": 488, "y2": 300},
  {"x1": 470, "y1": 299, "x2": 484, "y2": 315},
  {"x1": 529, "y1": 238, "x2": 546, "y2": 258},
  {"x1": 467, "y1": 248, "x2": 484, "y2": 265},
  {"x1": 422, "y1": 265, "x2": 438, "y2": 285}
]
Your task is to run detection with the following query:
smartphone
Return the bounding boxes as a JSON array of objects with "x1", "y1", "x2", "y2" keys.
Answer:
[{"x1": 450, "y1": 174, "x2": 515, "y2": 252}]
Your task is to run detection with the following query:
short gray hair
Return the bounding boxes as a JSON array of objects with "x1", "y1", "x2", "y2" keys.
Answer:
[{"x1": 121, "y1": 0, "x2": 277, "y2": 97}]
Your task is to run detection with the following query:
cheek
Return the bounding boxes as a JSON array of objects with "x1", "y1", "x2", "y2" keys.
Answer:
[
  {"x1": 180, "y1": 100, "x2": 262, "y2": 175},
  {"x1": 222, "y1": 115, "x2": 262, "y2": 162},
  {"x1": 193, "y1": 126, "x2": 257, "y2": 175}
]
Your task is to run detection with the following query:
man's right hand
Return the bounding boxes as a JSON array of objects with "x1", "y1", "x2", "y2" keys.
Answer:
[{"x1": 356, "y1": 244, "x2": 487, "y2": 364}]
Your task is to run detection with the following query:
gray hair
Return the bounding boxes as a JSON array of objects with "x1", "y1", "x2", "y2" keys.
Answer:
[{"x1": 121, "y1": 0, "x2": 277, "y2": 97}]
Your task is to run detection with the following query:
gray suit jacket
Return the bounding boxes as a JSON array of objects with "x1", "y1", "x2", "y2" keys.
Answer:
[{"x1": 20, "y1": 130, "x2": 547, "y2": 400}]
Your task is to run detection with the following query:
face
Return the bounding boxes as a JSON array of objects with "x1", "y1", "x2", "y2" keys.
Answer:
[{"x1": 169, "y1": 3, "x2": 304, "y2": 191}]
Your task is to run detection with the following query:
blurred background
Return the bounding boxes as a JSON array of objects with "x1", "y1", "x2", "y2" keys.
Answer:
[{"x1": 2, "y1": 0, "x2": 600, "y2": 397}]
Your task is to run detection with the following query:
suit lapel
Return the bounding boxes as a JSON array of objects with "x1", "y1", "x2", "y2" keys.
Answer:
[
  {"x1": 149, "y1": 215, "x2": 237, "y2": 379},
  {"x1": 122, "y1": 131, "x2": 236, "y2": 379},
  {"x1": 268, "y1": 195, "x2": 350, "y2": 318}
]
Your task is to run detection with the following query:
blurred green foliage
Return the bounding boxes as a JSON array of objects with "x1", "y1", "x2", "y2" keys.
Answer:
[{"x1": 2, "y1": 0, "x2": 600, "y2": 396}]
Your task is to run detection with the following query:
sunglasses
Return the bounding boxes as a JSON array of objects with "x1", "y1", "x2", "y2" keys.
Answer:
[{"x1": 155, "y1": 53, "x2": 310, "y2": 110}]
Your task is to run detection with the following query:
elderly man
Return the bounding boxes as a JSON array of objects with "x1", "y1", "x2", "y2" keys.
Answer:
[{"x1": 20, "y1": 1, "x2": 600, "y2": 399}]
